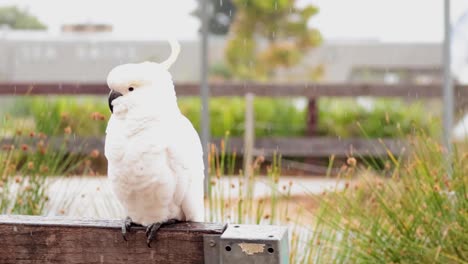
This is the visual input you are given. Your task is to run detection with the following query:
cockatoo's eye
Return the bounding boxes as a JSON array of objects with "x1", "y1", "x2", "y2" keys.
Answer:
[{"x1": 128, "y1": 87, "x2": 134, "y2": 92}]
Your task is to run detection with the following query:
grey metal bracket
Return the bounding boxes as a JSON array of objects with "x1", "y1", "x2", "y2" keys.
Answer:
[{"x1": 204, "y1": 224, "x2": 289, "y2": 264}]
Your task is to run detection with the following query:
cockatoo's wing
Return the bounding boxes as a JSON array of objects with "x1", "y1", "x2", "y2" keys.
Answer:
[
  {"x1": 167, "y1": 115, "x2": 205, "y2": 222},
  {"x1": 104, "y1": 115, "x2": 127, "y2": 165}
]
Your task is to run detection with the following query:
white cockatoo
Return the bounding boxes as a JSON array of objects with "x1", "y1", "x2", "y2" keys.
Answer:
[{"x1": 104, "y1": 39, "x2": 205, "y2": 247}]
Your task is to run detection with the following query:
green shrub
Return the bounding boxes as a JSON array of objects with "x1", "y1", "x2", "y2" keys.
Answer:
[
  {"x1": 318, "y1": 98, "x2": 439, "y2": 138},
  {"x1": 182, "y1": 97, "x2": 438, "y2": 138},
  {"x1": 9, "y1": 97, "x2": 109, "y2": 136},
  {"x1": 6, "y1": 96, "x2": 438, "y2": 138},
  {"x1": 179, "y1": 97, "x2": 306, "y2": 137}
]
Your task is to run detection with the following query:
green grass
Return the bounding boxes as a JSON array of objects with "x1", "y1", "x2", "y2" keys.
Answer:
[
  {"x1": 0, "y1": 114, "x2": 92, "y2": 214},
  {"x1": 205, "y1": 132, "x2": 290, "y2": 225},
  {"x1": 306, "y1": 138, "x2": 467, "y2": 263}
]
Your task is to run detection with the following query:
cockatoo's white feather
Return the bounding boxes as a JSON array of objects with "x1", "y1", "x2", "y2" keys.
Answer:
[
  {"x1": 104, "y1": 40, "x2": 204, "y2": 225},
  {"x1": 160, "y1": 38, "x2": 180, "y2": 70}
]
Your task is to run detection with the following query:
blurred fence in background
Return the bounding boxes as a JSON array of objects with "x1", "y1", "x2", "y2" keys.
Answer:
[{"x1": 2, "y1": 82, "x2": 466, "y2": 165}]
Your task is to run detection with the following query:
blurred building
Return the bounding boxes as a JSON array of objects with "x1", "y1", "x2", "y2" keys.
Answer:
[
  {"x1": 0, "y1": 30, "x2": 442, "y2": 84},
  {"x1": 0, "y1": 30, "x2": 204, "y2": 83},
  {"x1": 61, "y1": 23, "x2": 113, "y2": 33},
  {"x1": 280, "y1": 40, "x2": 442, "y2": 84}
]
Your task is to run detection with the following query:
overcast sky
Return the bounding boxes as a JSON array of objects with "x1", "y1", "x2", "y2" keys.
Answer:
[{"x1": 0, "y1": 0, "x2": 467, "y2": 42}]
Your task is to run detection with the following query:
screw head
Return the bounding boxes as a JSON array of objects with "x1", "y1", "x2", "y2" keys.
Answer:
[{"x1": 209, "y1": 240, "x2": 216, "y2": 247}]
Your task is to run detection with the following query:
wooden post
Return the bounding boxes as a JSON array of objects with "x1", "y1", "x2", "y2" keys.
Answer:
[
  {"x1": 305, "y1": 98, "x2": 319, "y2": 167},
  {"x1": 0, "y1": 215, "x2": 289, "y2": 264},
  {"x1": 306, "y1": 98, "x2": 318, "y2": 137},
  {"x1": 243, "y1": 93, "x2": 255, "y2": 179}
]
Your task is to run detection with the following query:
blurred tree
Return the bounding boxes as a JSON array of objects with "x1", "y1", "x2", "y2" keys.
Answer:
[
  {"x1": 192, "y1": 0, "x2": 237, "y2": 35},
  {"x1": 225, "y1": 0, "x2": 322, "y2": 80},
  {"x1": 0, "y1": 6, "x2": 47, "y2": 30}
]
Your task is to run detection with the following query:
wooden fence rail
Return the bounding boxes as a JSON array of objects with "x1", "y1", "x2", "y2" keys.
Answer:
[
  {"x1": 0, "y1": 215, "x2": 288, "y2": 264},
  {"x1": 1, "y1": 82, "x2": 467, "y2": 98},
  {"x1": 0, "y1": 136, "x2": 406, "y2": 158}
]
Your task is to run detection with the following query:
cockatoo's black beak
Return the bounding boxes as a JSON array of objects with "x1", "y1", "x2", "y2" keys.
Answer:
[{"x1": 108, "y1": 90, "x2": 123, "y2": 113}]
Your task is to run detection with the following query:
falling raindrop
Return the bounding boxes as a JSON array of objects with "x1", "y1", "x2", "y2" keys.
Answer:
[
  {"x1": 220, "y1": 0, "x2": 223, "y2": 6},
  {"x1": 274, "y1": 1, "x2": 277, "y2": 10}
]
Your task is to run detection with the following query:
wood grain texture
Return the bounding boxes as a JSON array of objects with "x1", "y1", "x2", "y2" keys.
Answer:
[
  {"x1": 1, "y1": 82, "x2": 467, "y2": 98},
  {"x1": 0, "y1": 215, "x2": 225, "y2": 264}
]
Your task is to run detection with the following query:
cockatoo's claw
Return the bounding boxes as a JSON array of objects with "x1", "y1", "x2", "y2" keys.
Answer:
[
  {"x1": 122, "y1": 216, "x2": 140, "y2": 241},
  {"x1": 145, "y1": 219, "x2": 180, "y2": 247},
  {"x1": 146, "y1": 222, "x2": 162, "y2": 247}
]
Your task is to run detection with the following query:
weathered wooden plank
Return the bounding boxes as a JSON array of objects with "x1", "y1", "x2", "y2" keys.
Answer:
[
  {"x1": 222, "y1": 137, "x2": 407, "y2": 157},
  {"x1": 1, "y1": 82, "x2": 467, "y2": 98},
  {"x1": 0, "y1": 136, "x2": 406, "y2": 157},
  {"x1": 0, "y1": 136, "x2": 104, "y2": 155},
  {"x1": 0, "y1": 215, "x2": 225, "y2": 264},
  {"x1": 0, "y1": 83, "x2": 107, "y2": 95}
]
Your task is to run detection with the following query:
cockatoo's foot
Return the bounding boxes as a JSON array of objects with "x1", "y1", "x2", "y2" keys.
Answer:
[
  {"x1": 121, "y1": 216, "x2": 142, "y2": 241},
  {"x1": 145, "y1": 219, "x2": 180, "y2": 247}
]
